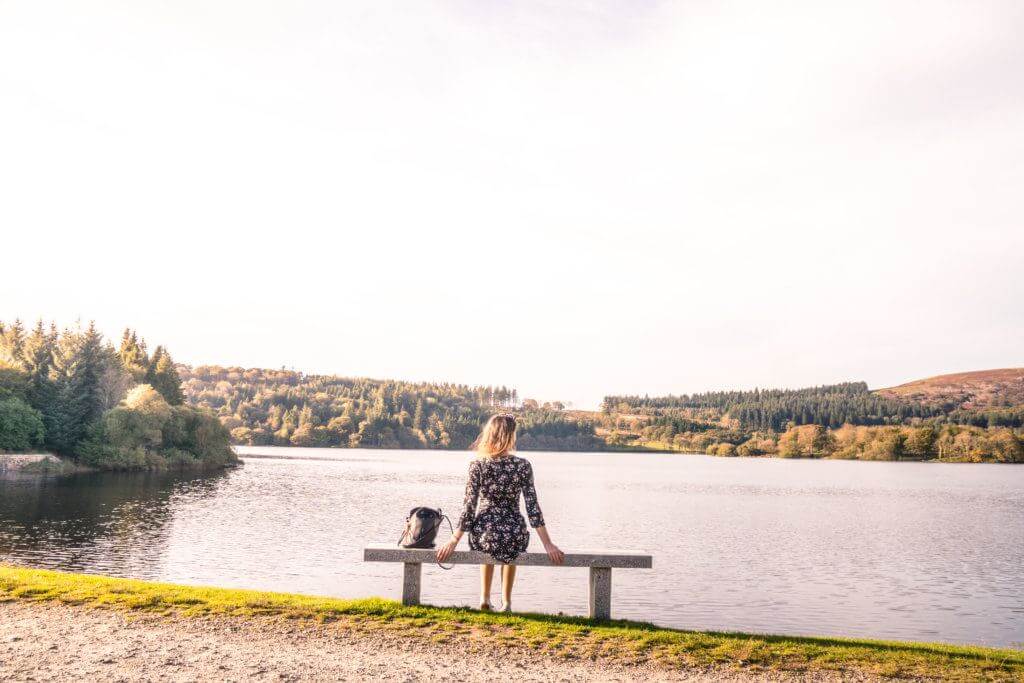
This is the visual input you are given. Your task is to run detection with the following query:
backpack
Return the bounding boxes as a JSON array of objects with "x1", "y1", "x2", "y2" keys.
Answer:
[{"x1": 398, "y1": 507, "x2": 451, "y2": 549}]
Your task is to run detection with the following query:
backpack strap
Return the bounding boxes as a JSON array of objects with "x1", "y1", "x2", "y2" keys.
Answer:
[
  {"x1": 397, "y1": 515, "x2": 412, "y2": 546},
  {"x1": 436, "y1": 512, "x2": 455, "y2": 570}
]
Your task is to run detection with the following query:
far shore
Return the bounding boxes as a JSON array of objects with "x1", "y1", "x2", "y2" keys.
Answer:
[
  {"x1": 0, "y1": 452, "x2": 243, "y2": 476},
  {"x1": 1, "y1": 566, "x2": 1021, "y2": 681},
  {"x1": 233, "y1": 444, "x2": 1018, "y2": 464},
  {"x1": 0, "y1": 453, "x2": 85, "y2": 475},
  {"x1": 3, "y1": 447, "x2": 1016, "y2": 480}
]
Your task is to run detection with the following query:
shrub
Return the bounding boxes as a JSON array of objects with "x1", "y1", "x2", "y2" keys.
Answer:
[
  {"x1": 231, "y1": 426, "x2": 254, "y2": 445},
  {"x1": 860, "y1": 428, "x2": 904, "y2": 460},
  {"x1": 76, "y1": 384, "x2": 236, "y2": 470},
  {"x1": 796, "y1": 425, "x2": 833, "y2": 457},
  {"x1": 0, "y1": 363, "x2": 28, "y2": 402},
  {"x1": 736, "y1": 435, "x2": 775, "y2": 457},
  {"x1": 0, "y1": 397, "x2": 45, "y2": 452},
  {"x1": 777, "y1": 429, "x2": 802, "y2": 457},
  {"x1": 984, "y1": 429, "x2": 1024, "y2": 463},
  {"x1": 715, "y1": 443, "x2": 737, "y2": 457},
  {"x1": 903, "y1": 427, "x2": 937, "y2": 458}
]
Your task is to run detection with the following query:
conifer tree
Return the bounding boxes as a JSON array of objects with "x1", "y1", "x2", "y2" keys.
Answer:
[
  {"x1": 118, "y1": 329, "x2": 149, "y2": 382},
  {"x1": 413, "y1": 398, "x2": 426, "y2": 432},
  {"x1": 144, "y1": 345, "x2": 163, "y2": 386},
  {"x1": 48, "y1": 323, "x2": 106, "y2": 455},
  {"x1": 21, "y1": 320, "x2": 59, "y2": 437},
  {"x1": 0, "y1": 319, "x2": 26, "y2": 367},
  {"x1": 147, "y1": 347, "x2": 184, "y2": 405}
]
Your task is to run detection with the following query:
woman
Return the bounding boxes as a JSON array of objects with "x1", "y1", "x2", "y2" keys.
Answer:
[{"x1": 437, "y1": 413, "x2": 564, "y2": 612}]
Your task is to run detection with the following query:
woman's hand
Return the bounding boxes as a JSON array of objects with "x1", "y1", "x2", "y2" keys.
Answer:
[
  {"x1": 436, "y1": 538, "x2": 458, "y2": 563},
  {"x1": 535, "y1": 526, "x2": 564, "y2": 565},
  {"x1": 544, "y1": 542, "x2": 565, "y2": 566}
]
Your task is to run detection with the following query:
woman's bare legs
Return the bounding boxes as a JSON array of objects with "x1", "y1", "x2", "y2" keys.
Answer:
[
  {"x1": 479, "y1": 564, "x2": 494, "y2": 609},
  {"x1": 501, "y1": 564, "x2": 517, "y2": 610}
]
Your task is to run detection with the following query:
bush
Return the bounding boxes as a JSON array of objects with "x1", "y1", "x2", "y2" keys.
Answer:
[
  {"x1": 736, "y1": 435, "x2": 775, "y2": 457},
  {"x1": 860, "y1": 428, "x2": 904, "y2": 460},
  {"x1": 986, "y1": 429, "x2": 1024, "y2": 463},
  {"x1": 75, "y1": 384, "x2": 237, "y2": 470},
  {"x1": 714, "y1": 443, "x2": 737, "y2": 457},
  {"x1": 104, "y1": 406, "x2": 170, "y2": 450},
  {"x1": 903, "y1": 427, "x2": 937, "y2": 458},
  {"x1": 0, "y1": 363, "x2": 28, "y2": 402},
  {"x1": 0, "y1": 397, "x2": 45, "y2": 451},
  {"x1": 231, "y1": 426, "x2": 254, "y2": 444},
  {"x1": 777, "y1": 429, "x2": 802, "y2": 457}
]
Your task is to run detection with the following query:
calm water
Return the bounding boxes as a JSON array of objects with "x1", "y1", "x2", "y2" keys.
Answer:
[{"x1": 1, "y1": 448, "x2": 1022, "y2": 648}]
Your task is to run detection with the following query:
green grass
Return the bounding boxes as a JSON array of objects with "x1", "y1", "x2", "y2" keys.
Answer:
[{"x1": 1, "y1": 566, "x2": 1021, "y2": 680}]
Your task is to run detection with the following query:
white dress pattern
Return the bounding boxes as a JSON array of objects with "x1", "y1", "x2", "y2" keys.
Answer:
[{"x1": 457, "y1": 455, "x2": 545, "y2": 564}]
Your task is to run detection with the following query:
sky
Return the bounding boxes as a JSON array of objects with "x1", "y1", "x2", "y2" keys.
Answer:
[{"x1": 1, "y1": 1, "x2": 1022, "y2": 409}]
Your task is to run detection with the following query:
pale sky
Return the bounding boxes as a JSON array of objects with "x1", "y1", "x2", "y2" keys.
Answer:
[{"x1": 1, "y1": 1, "x2": 1022, "y2": 409}]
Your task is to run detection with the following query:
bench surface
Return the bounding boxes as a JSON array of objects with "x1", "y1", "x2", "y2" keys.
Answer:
[{"x1": 363, "y1": 544, "x2": 652, "y2": 568}]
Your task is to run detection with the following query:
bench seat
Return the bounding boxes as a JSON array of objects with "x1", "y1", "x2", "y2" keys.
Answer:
[{"x1": 363, "y1": 543, "x2": 652, "y2": 619}]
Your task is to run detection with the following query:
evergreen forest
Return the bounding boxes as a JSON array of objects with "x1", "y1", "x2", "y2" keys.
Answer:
[{"x1": 0, "y1": 320, "x2": 236, "y2": 470}]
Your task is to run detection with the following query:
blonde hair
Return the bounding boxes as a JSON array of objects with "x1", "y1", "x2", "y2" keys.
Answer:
[{"x1": 474, "y1": 414, "x2": 517, "y2": 458}]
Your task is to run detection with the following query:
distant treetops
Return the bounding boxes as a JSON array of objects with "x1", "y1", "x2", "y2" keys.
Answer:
[
  {"x1": 603, "y1": 381, "x2": 1024, "y2": 431},
  {"x1": 599, "y1": 381, "x2": 1024, "y2": 462},
  {"x1": 0, "y1": 320, "x2": 235, "y2": 470},
  {"x1": 180, "y1": 366, "x2": 599, "y2": 452},
  {"x1": 117, "y1": 329, "x2": 184, "y2": 405},
  {"x1": 6, "y1": 319, "x2": 1017, "y2": 465}
]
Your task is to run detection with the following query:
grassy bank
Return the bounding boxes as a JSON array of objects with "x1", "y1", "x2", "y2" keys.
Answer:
[{"x1": 1, "y1": 567, "x2": 1021, "y2": 680}]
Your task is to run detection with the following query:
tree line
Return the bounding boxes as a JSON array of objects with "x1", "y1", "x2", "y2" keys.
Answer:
[
  {"x1": 6, "y1": 324, "x2": 1018, "y2": 464},
  {"x1": 0, "y1": 320, "x2": 235, "y2": 470},
  {"x1": 601, "y1": 381, "x2": 1023, "y2": 430},
  {"x1": 181, "y1": 366, "x2": 599, "y2": 451},
  {"x1": 599, "y1": 382, "x2": 1024, "y2": 462}
]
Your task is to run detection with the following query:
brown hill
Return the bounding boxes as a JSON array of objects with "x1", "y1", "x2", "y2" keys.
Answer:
[{"x1": 876, "y1": 368, "x2": 1024, "y2": 410}]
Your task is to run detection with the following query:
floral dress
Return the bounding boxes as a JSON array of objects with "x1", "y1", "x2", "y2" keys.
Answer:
[{"x1": 457, "y1": 455, "x2": 545, "y2": 564}]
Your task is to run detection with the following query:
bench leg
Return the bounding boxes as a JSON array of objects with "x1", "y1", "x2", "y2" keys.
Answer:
[
  {"x1": 402, "y1": 562, "x2": 422, "y2": 605},
  {"x1": 589, "y1": 567, "x2": 611, "y2": 620}
]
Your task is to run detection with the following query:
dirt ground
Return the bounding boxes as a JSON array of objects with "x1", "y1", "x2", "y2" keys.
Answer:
[{"x1": 0, "y1": 601, "x2": 873, "y2": 682}]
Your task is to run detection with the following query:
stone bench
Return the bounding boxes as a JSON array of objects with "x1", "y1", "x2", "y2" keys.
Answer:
[{"x1": 363, "y1": 544, "x2": 652, "y2": 620}]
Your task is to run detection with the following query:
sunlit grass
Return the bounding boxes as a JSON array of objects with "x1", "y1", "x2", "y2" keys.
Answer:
[{"x1": 1, "y1": 566, "x2": 1021, "y2": 680}]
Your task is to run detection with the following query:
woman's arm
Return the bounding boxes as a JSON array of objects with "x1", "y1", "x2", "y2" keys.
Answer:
[{"x1": 522, "y1": 461, "x2": 564, "y2": 565}]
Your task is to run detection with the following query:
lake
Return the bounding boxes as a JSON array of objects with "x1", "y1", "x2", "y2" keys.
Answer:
[{"x1": 1, "y1": 447, "x2": 1022, "y2": 648}]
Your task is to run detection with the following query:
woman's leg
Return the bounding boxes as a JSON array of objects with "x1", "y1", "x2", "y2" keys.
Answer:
[
  {"x1": 501, "y1": 564, "x2": 517, "y2": 608},
  {"x1": 479, "y1": 564, "x2": 494, "y2": 608}
]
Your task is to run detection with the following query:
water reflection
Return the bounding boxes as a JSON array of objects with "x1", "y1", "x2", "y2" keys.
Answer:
[{"x1": 0, "y1": 470, "x2": 228, "y2": 576}]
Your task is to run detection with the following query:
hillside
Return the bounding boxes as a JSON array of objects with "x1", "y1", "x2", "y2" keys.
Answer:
[
  {"x1": 597, "y1": 371, "x2": 1024, "y2": 461},
  {"x1": 876, "y1": 368, "x2": 1024, "y2": 410},
  {"x1": 179, "y1": 365, "x2": 600, "y2": 451},
  {"x1": 174, "y1": 363, "x2": 1024, "y2": 462}
]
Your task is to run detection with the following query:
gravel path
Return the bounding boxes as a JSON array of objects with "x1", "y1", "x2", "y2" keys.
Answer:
[{"x1": 0, "y1": 601, "x2": 872, "y2": 682}]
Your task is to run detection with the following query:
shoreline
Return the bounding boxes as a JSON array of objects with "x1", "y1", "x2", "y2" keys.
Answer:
[
  {"x1": 0, "y1": 453, "x2": 88, "y2": 475},
  {"x1": 233, "y1": 444, "x2": 1022, "y2": 464},
  {"x1": 4, "y1": 445, "x2": 1014, "y2": 480},
  {"x1": 1, "y1": 566, "x2": 1020, "y2": 681},
  {"x1": 0, "y1": 452, "x2": 242, "y2": 476}
]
